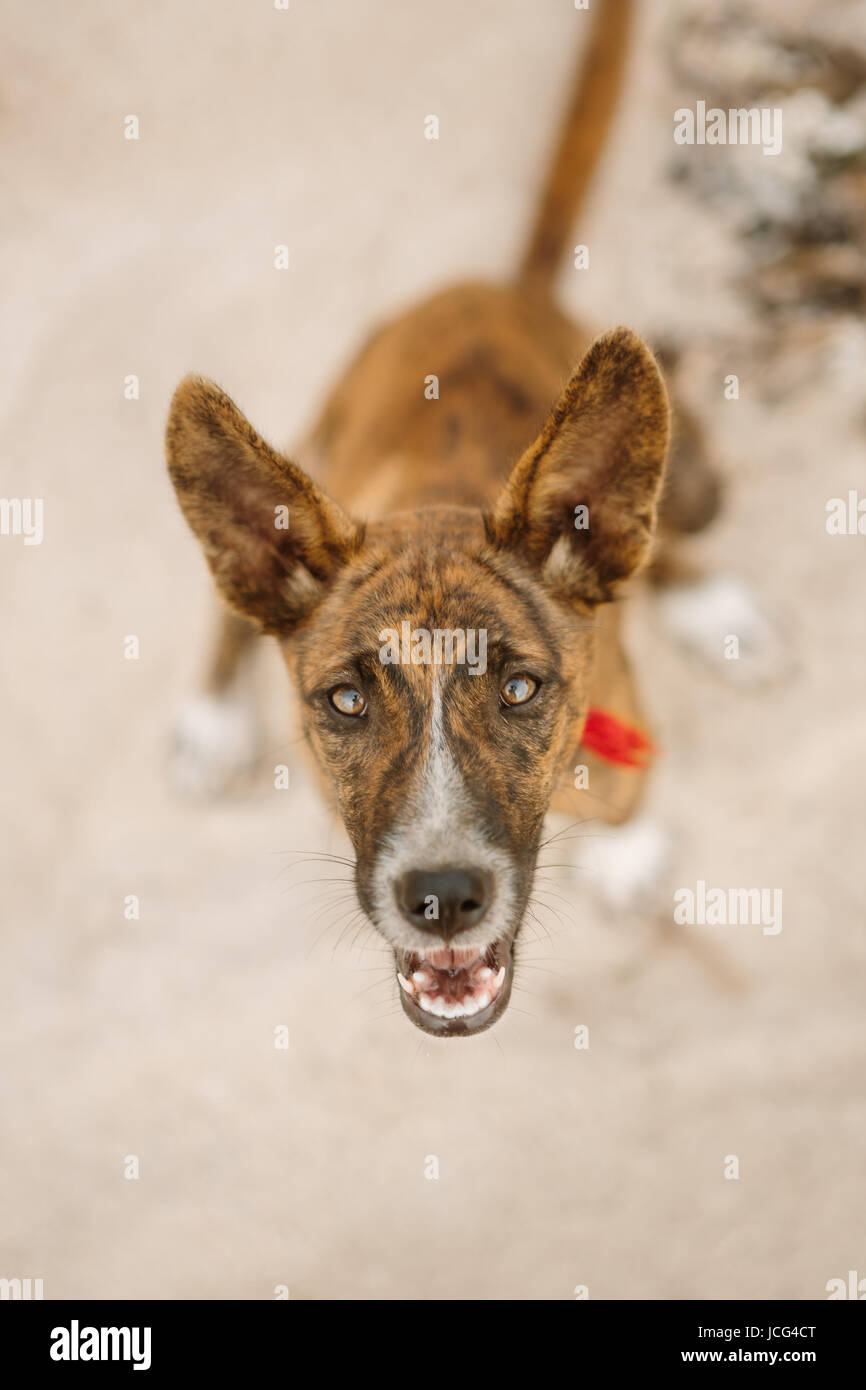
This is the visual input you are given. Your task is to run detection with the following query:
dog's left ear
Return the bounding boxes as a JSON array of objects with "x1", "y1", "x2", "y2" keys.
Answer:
[{"x1": 485, "y1": 328, "x2": 669, "y2": 605}]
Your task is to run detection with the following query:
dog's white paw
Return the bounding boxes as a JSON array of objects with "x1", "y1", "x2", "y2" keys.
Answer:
[
  {"x1": 543, "y1": 812, "x2": 671, "y2": 916},
  {"x1": 656, "y1": 575, "x2": 788, "y2": 686},
  {"x1": 583, "y1": 815, "x2": 672, "y2": 915},
  {"x1": 167, "y1": 693, "x2": 260, "y2": 797}
]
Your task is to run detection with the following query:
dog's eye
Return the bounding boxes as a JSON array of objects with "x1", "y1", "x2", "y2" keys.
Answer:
[
  {"x1": 500, "y1": 674, "x2": 539, "y2": 707},
  {"x1": 329, "y1": 685, "x2": 367, "y2": 717}
]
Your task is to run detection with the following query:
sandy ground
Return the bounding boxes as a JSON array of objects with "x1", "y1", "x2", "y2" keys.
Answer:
[{"x1": 1, "y1": 0, "x2": 864, "y2": 1300}]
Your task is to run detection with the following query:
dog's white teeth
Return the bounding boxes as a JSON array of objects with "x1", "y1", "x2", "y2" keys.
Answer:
[
  {"x1": 412, "y1": 970, "x2": 432, "y2": 987},
  {"x1": 412, "y1": 986, "x2": 505, "y2": 1019},
  {"x1": 411, "y1": 993, "x2": 477, "y2": 1019},
  {"x1": 478, "y1": 966, "x2": 493, "y2": 981},
  {"x1": 397, "y1": 972, "x2": 415, "y2": 995},
  {"x1": 494, "y1": 967, "x2": 506, "y2": 989}
]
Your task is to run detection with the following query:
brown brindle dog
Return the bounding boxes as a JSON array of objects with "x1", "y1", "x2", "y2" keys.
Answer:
[{"x1": 165, "y1": 0, "x2": 720, "y2": 1037}]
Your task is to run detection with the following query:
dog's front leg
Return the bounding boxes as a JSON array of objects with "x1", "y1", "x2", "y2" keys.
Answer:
[
  {"x1": 545, "y1": 605, "x2": 671, "y2": 915},
  {"x1": 168, "y1": 606, "x2": 262, "y2": 797}
]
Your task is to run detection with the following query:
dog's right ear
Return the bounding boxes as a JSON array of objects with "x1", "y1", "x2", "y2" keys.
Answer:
[{"x1": 165, "y1": 377, "x2": 364, "y2": 634}]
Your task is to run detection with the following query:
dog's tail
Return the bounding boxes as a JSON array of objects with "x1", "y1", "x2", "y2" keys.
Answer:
[{"x1": 516, "y1": 0, "x2": 635, "y2": 295}]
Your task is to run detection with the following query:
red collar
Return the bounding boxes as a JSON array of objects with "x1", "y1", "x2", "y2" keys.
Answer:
[{"x1": 582, "y1": 708, "x2": 654, "y2": 768}]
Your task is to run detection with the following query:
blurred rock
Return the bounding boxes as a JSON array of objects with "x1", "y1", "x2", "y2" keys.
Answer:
[{"x1": 665, "y1": 0, "x2": 866, "y2": 380}]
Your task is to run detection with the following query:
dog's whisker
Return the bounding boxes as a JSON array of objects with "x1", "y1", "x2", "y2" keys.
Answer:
[
  {"x1": 538, "y1": 817, "x2": 599, "y2": 850},
  {"x1": 283, "y1": 874, "x2": 356, "y2": 888},
  {"x1": 353, "y1": 974, "x2": 400, "y2": 1001},
  {"x1": 305, "y1": 904, "x2": 367, "y2": 959},
  {"x1": 530, "y1": 898, "x2": 575, "y2": 932},
  {"x1": 325, "y1": 905, "x2": 365, "y2": 943},
  {"x1": 529, "y1": 894, "x2": 573, "y2": 929},
  {"x1": 270, "y1": 848, "x2": 356, "y2": 864},
  {"x1": 525, "y1": 906, "x2": 557, "y2": 950},
  {"x1": 306, "y1": 894, "x2": 359, "y2": 927},
  {"x1": 530, "y1": 887, "x2": 579, "y2": 915}
]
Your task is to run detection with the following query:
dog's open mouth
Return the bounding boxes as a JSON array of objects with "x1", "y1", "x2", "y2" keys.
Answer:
[{"x1": 396, "y1": 941, "x2": 513, "y2": 1036}]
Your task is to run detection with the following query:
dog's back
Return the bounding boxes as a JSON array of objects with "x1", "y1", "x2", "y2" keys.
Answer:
[{"x1": 304, "y1": 0, "x2": 636, "y2": 518}]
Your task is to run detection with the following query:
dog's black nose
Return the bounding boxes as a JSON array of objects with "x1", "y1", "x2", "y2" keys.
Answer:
[{"x1": 396, "y1": 867, "x2": 492, "y2": 938}]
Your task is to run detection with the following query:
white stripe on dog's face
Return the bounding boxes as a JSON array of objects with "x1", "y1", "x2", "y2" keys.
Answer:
[{"x1": 370, "y1": 673, "x2": 516, "y2": 953}]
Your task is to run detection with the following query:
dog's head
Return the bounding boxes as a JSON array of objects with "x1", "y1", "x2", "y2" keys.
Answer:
[{"x1": 166, "y1": 328, "x2": 669, "y2": 1036}]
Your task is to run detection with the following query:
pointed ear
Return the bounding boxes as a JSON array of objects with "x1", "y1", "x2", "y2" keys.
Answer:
[
  {"x1": 165, "y1": 377, "x2": 364, "y2": 633},
  {"x1": 485, "y1": 328, "x2": 670, "y2": 605}
]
